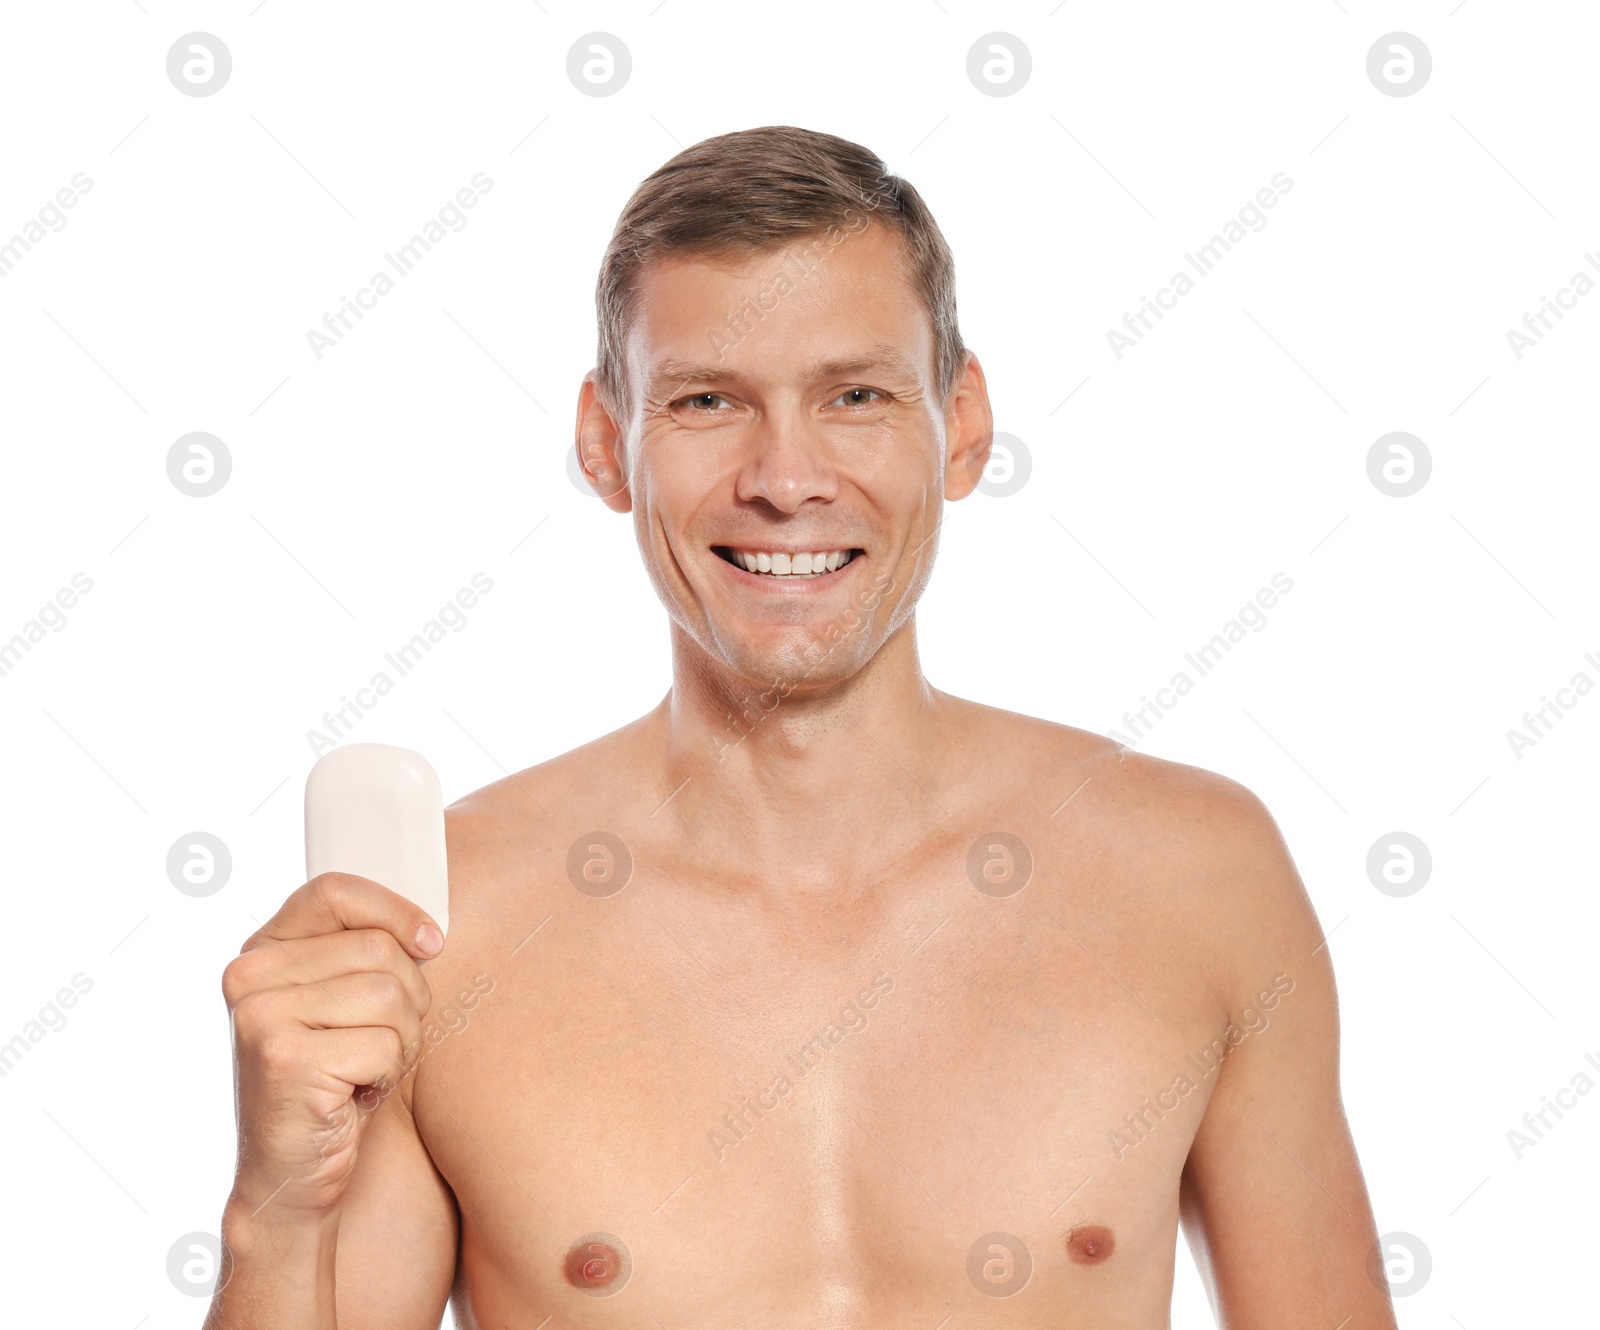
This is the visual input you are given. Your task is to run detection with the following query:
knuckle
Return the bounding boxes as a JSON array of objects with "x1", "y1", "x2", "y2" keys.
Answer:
[
  {"x1": 370, "y1": 971, "x2": 409, "y2": 1011},
  {"x1": 221, "y1": 949, "x2": 267, "y2": 1006},
  {"x1": 348, "y1": 928, "x2": 380, "y2": 971},
  {"x1": 230, "y1": 988, "x2": 269, "y2": 1035},
  {"x1": 308, "y1": 871, "x2": 348, "y2": 914},
  {"x1": 360, "y1": 927, "x2": 403, "y2": 972},
  {"x1": 375, "y1": 1026, "x2": 406, "y2": 1069},
  {"x1": 220, "y1": 957, "x2": 246, "y2": 1007},
  {"x1": 256, "y1": 1031, "x2": 303, "y2": 1077}
]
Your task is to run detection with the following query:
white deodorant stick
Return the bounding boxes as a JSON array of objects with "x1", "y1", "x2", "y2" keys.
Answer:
[{"x1": 305, "y1": 743, "x2": 450, "y2": 938}]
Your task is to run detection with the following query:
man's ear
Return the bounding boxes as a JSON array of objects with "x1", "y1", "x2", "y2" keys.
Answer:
[
  {"x1": 575, "y1": 371, "x2": 633, "y2": 513},
  {"x1": 942, "y1": 350, "x2": 995, "y2": 502}
]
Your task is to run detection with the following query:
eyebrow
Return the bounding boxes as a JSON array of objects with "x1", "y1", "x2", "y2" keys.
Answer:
[{"x1": 645, "y1": 342, "x2": 922, "y2": 398}]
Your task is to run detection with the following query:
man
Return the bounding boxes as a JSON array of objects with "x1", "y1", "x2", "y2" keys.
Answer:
[{"x1": 209, "y1": 126, "x2": 1399, "y2": 1329}]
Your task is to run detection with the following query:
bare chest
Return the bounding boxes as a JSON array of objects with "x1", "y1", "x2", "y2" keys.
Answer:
[{"x1": 414, "y1": 843, "x2": 1227, "y2": 1327}]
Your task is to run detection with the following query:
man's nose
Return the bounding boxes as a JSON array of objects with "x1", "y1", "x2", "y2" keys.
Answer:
[{"x1": 734, "y1": 412, "x2": 839, "y2": 512}]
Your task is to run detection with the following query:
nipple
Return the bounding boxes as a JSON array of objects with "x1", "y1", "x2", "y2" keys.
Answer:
[
  {"x1": 1066, "y1": 1223, "x2": 1115, "y2": 1264},
  {"x1": 562, "y1": 1232, "x2": 632, "y2": 1296},
  {"x1": 564, "y1": 1241, "x2": 618, "y2": 1287}
]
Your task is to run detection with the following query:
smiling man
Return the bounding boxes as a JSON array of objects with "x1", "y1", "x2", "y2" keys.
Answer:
[{"x1": 211, "y1": 126, "x2": 1399, "y2": 1329}]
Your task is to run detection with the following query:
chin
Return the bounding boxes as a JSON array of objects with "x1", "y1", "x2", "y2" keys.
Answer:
[{"x1": 722, "y1": 635, "x2": 861, "y2": 690}]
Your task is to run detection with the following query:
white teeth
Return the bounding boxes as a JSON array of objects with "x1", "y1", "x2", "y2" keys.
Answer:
[{"x1": 725, "y1": 548, "x2": 856, "y2": 578}]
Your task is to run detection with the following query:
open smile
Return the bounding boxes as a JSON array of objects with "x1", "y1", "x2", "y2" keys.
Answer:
[{"x1": 711, "y1": 545, "x2": 865, "y2": 585}]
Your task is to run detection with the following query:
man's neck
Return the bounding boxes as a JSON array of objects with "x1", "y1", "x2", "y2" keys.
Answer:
[{"x1": 640, "y1": 620, "x2": 959, "y2": 893}]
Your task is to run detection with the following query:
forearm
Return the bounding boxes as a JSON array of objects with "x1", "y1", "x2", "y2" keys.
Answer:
[{"x1": 204, "y1": 1190, "x2": 341, "y2": 1330}]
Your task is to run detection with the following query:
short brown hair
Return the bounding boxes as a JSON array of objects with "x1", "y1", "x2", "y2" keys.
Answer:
[{"x1": 593, "y1": 125, "x2": 966, "y2": 427}]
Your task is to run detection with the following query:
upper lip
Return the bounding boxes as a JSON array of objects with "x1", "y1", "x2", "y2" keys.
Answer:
[{"x1": 713, "y1": 542, "x2": 863, "y2": 552}]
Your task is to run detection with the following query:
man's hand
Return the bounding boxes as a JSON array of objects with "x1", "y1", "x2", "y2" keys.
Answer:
[{"x1": 221, "y1": 871, "x2": 443, "y2": 1219}]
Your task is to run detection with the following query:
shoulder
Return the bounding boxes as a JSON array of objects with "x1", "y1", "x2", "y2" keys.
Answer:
[
  {"x1": 965, "y1": 698, "x2": 1326, "y2": 1010},
  {"x1": 952, "y1": 693, "x2": 1283, "y2": 851},
  {"x1": 1089, "y1": 745, "x2": 1328, "y2": 1015},
  {"x1": 442, "y1": 716, "x2": 649, "y2": 860}
]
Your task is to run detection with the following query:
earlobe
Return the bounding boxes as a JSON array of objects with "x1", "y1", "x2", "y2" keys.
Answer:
[
  {"x1": 577, "y1": 436, "x2": 632, "y2": 512},
  {"x1": 946, "y1": 430, "x2": 993, "y2": 502}
]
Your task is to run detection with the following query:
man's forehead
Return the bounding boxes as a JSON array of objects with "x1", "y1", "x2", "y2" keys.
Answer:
[{"x1": 625, "y1": 225, "x2": 931, "y2": 396}]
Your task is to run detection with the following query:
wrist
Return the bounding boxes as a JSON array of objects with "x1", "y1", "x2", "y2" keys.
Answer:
[
  {"x1": 210, "y1": 1187, "x2": 341, "y2": 1329},
  {"x1": 222, "y1": 1186, "x2": 341, "y2": 1254}
]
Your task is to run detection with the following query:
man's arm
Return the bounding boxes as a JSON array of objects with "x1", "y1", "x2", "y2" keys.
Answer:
[
  {"x1": 205, "y1": 873, "x2": 461, "y2": 1329},
  {"x1": 1177, "y1": 781, "x2": 1398, "y2": 1330},
  {"x1": 332, "y1": 1077, "x2": 460, "y2": 1328},
  {"x1": 213, "y1": 1085, "x2": 457, "y2": 1329}
]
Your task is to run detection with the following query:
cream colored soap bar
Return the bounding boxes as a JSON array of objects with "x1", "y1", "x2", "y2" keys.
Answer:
[{"x1": 305, "y1": 743, "x2": 449, "y2": 937}]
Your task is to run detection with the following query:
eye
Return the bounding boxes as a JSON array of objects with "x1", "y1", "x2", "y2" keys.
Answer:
[
  {"x1": 673, "y1": 392, "x2": 732, "y2": 412},
  {"x1": 830, "y1": 387, "x2": 884, "y2": 407}
]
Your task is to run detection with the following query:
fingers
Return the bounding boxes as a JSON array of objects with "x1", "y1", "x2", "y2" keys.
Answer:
[
  {"x1": 262, "y1": 1026, "x2": 415, "y2": 1107},
  {"x1": 234, "y1": 972, "x2": 426, "y2": 1085},
  {"x1": 240, "y1": 872, "x2": 444, "y2": 961},
  {"x1": 223, "y1": 927, "x2": 432, "y2": 1017}
]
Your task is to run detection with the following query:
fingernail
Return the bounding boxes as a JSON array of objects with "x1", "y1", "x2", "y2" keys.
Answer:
[{"x1": 415, "y1": 923, "x2": 444, "y2": 956}]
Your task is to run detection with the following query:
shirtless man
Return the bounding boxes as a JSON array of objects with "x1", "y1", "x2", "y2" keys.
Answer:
[{"x1": 208, "y1": 126, "x2": 1399, "y2": 1329}]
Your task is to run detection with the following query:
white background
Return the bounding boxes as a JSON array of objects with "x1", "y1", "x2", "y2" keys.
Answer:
[{"x1": 0, "y1": 2, "x2": 1594, "y2": 1326}]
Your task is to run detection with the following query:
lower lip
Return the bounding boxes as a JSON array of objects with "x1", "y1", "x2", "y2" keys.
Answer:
[{"x1": 714, "y1": 551, "x2": 863, "y2": 593}]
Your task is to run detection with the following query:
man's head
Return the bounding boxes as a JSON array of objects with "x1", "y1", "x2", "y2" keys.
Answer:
[{"x1": 575, "y1": 125, "x2": 993, "y2": 694}]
